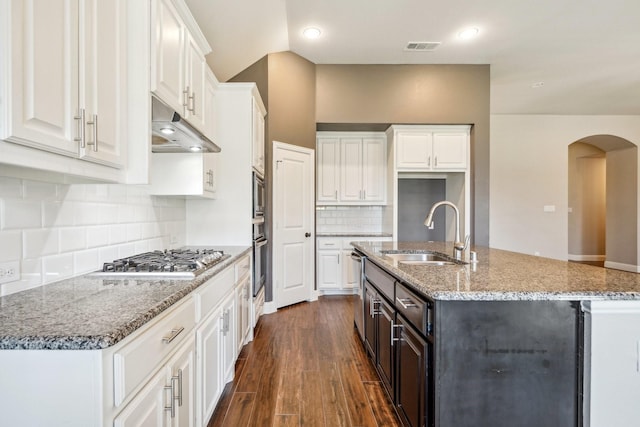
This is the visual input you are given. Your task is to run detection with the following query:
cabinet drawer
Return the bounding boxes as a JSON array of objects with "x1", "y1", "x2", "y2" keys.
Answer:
[
  {"x1": 196, "y1": 265, "x2": 235, "y2": 322},
  {"x1": 364, "y1": 260, "x2": 395, "y2": 302},
  {"x1": 113, "y1": 297, "x2": 196, "y2": 406},
  {"x1": 395, "y1": 283, "x2": 430, "y2": 336},
  {"x1": 235, "y1": 254, "x2": 251, "y2": 282},
  {"x1": 317, "y1": 238, "x2": 342, "y2": 250}
]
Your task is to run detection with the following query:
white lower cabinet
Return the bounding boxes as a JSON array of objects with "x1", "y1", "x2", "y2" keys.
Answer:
[
  {"x1": 0, "y1": 252, "x2": 253, "y2": 427},
  {"x1": 317, "y1": 237, "x2": 391, "y2": 293},
  {"x1": 114, "y1": 335, "x2": 195, "y2": 427}
]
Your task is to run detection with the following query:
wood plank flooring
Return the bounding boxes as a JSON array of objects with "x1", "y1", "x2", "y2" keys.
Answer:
[{"x1": 207, "y1": 295, "x2": 401, "y2": 427}]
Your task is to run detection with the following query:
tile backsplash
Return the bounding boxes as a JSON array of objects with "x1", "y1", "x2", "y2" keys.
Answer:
[
  {"x1": 316, "y1": 206, "x2": 386, "y2": 233},
  {"x1": 0, "y1": 177, "x2": 186, "y2": 296}
]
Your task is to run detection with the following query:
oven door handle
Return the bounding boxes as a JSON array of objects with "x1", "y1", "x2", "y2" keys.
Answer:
[{"x1": 255, "y1": 239, "x2": 268, "y2": 249}]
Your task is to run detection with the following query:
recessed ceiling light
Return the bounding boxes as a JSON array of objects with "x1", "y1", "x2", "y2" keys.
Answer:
[
  {"x1": 189, "y1": 146, "x2": 202, "y2": 152},
  {"x1": 457, "y1": 27, "x2": 479, "y2": 40},
  {"x1": 160, "y1": 127, "x2": 175, "y2": 135},
  {"x1": 531, "y1": 81, "x2": 545, "y2": 88},
  {"x1": 303, "y1": 27, "x2": 322, "y2": 39}
]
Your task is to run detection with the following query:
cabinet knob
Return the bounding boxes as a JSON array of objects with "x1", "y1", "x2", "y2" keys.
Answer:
[{"x1": 305, "y1": 232, "x2": 311, "y2": 238}]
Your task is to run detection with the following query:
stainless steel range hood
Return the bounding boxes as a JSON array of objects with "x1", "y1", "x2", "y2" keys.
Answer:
[{"x1": 151, "y1": 96, "x2": 221, "y2": 153}]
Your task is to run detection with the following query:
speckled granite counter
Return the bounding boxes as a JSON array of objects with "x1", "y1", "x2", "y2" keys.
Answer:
[
  {"x1": 352, "y1": 241, "x2": 640, "y2": 301},
  {"x1": 0, "y1": 246, "x2": 251, "y2": 350}
]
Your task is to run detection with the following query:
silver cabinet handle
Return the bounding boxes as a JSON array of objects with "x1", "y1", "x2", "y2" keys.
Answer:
[
  {"x1": 369, "y1": 297, "x2": 380, "y2": 317},
  {"x1": 86, "y1": 114, "x2": 98, "y2": 152},
  {"x1": 428, "y1": 156, "x2": 431, "y2": 167},
  {"x1": 396, "y1": 297, "x2": 419, "y2": 309},
  {"x1": 74, "y1": 109, "x2": 86, "y2": 148},
  {"x1": 435, "y1": 156, "x2": 438, "y2": 167},
  {"x1": 391, "y1": 322, "x2": 403, "y2": 346},
  {"x1": 334, "y1": 190, "x2": 338, "y2": 200},
  {"x1": 183, "y1": 86, "x2": 190, "y2": 109},
  {"x1": 162, "y1": 326, "x2": 185, "y2": 344},
  {"x1": 175, "y1": 368, "x2": 183, "y2": 407},
  {"x1": 189, "y1": 91, "x2": 196, "y2": 114},
  {"x1": 164, "y1": 382, "x2": 175, "y2": 417}
]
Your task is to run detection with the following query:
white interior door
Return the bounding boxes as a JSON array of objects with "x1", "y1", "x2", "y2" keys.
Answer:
[{"x1": 273, "y1": 141, "x2": 315, "y2": 308}]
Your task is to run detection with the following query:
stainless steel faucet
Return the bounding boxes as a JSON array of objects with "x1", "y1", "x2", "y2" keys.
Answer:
[{"x1": 424, "y1": 200, "x2": 466, "y2": 261}]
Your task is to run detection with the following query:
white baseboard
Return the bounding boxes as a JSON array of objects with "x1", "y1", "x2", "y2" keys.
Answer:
[
  {"x1": 568, "y1": 254, "x2": 606, "y2": 262},
  {"x1": 604, "y1": 261, "x2": 640, "y2": 273},
  {"x1": 263, "y1": 301, "x2": 277, "y2": 314},
  {"x1": 318, "y1": 289, "x2": 358, "y2": 296}
]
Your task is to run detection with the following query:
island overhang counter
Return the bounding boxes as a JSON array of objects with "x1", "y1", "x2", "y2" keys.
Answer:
[{"x1": 351, "y1": 241, "x2": 640, "y2": 427}]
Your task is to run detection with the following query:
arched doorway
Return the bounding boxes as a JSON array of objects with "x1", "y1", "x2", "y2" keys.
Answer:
[{"x1": 568, "y1": 135, "x2": 638, "y2": 271}]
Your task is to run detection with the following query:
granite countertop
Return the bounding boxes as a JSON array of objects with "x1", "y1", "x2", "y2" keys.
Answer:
[
  {"x1": 352, "y1": 241, "x2": 640, "y2": 301},
  {"x1": 316, "y1": 232, "x2": 393, "y2": 237},
  {"x1": 0, "y1": 246, "x2": 251, "y2": 350}
]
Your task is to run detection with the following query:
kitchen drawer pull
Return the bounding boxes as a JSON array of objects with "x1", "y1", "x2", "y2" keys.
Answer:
[
  {"x1": 162, "y1": 326, "x2": 185, "y2": 344},
  {"x1": 164, "y1": 383, "x2": 175, "y2": 417},
  {"x1": 391, "y1": 322, "x2": 403, "y2": 346},
  {"x1": 396, "y1": 297, "x2": 419, "y2": 309},
  {"x1": 183, "y1": 86, "x2": 190, "y2": 108},
  {"x1": 175, "y1": 369, "x2": 183, "y2": 406}
]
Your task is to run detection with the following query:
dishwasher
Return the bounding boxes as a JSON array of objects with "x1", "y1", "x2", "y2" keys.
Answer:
[{"x1": 350, "y1": 250, "x2": 365, "y2": 341}]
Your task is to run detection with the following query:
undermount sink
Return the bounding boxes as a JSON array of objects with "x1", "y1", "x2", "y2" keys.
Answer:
[{"x1": 381, "y1": 252, "x2": 460, "y2": 266}]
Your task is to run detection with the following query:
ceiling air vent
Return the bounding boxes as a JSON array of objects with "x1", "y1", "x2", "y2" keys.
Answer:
[{"x1": 404, "y1": 41, "x2": 441, "y2": 52}]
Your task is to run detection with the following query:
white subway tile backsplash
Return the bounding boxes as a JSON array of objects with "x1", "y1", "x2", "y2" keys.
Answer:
[
  {"x1": 109, "y1": 224, "x2": 127, "y2": 244},
  {"x1": 43, "y1": 201, "x2": 75, "y2": 227},
  {"x1": 0, "y1": 177, "x2": 23, "y2": 198},
  {"x1": 0, "y1": 178, "x2": 186, "y2": 296},
  {"x1": 0, "y1": 230, "x2": 22, "y2": 261},
  {"x1": 23, "y1": 181, "x2": 58, "y2": 201},
  {"x1": 42, "y1": 253, "x2": 74, "y2": 284},
  {"x1": 59, "y1": 227, "x2": 87, "y2": 253},
  {"x1": 23, "y1": 229, "x2": 58, "y2": 258},
  {"x1": 86, "y1": 226, "x2": 109, "y2": 248},
  {"x1": 73, "y1": 249, "x2": 99, "y2": 275},
  {"x1": 316, "y1": 205, "x2": 386, "y2": 233},
  {"x1": 2, "y1": 200, "x2": 42, "y2": 229}
]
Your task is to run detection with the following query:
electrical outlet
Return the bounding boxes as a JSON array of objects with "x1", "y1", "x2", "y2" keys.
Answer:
[{"x1": 0, "y1": 261, "x2": 20, "y2": 284}]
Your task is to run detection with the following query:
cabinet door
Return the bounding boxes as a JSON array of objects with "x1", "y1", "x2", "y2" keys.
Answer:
[
  {"x1": 340, "y1": 138, "x2": 364, "y2": 201},
  {"x1": 362, "y1": 138, "x2": 386, "y2": 202},
  {"x1": 342, "y1": 249, "x2": 358, "y2": 290},
  {"x1": 316, "y1": 138, "x2": 340, "y2": 203},
  {"x1": 151, "y1": 0, "x2": 186, "y2": 114},
  {"x1": 364, "y1": 283, "x2": 377, "y2": 357},
  {"x1": 184, "y1": 32, "x2": 206, "y2": 131},
  {"x1": 203, "y1": 69, "x2": 217, "y2": 141},
  {"x1": 376, "y1": 297, "x2": 395, "y2": 397},
  {"x1": 221, "y1": 294, "x2": 236, "y2": 384},
  {"x1": 4, "y1": 0, "x2": 79, "y2": 155},
  {"x1": 113, "y1": 369, "x2": 168, "y2": 427},
  {"x1": 81, "y1": 0, "x2": 126, "y2": 167},
  {"x1": 317, "y1": 250, "x2": 341, "y2": 290},
  {"x1": 196, "y1": 309, "x2": 223, "y2": 427},
  {"x1": 396, "y1": 133, "x2": 433, "y2": 170},
  {"x1": 432, "y1": 132, "x2": 467, "y2": 170},
  {"x1": 169, "y1": 336, "x2": 195, "y2": 427},
  {"x1": 236, "y1": 275, "x2": 251, "y2": 352},
  {"x1": 396, "y1": 318, "x2": 429, "y2": 427},
  {"x1": 252, "y1": 98, "x2": 265, "y2": 176}
]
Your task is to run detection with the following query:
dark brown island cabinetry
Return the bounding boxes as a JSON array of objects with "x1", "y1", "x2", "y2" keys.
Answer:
[{"x1": 361, "y1": 257, "x2": 582, "y2": 427}]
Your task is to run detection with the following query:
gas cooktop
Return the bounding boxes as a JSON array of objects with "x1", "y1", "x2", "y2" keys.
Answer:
[{"x1": 89, "y1": 249, "x2": 230, "y2": 279}]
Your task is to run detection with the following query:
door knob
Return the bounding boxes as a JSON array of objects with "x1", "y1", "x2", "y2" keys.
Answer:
[{"x1": 305, "y1": 232, "x2": 311, "y2": 238}]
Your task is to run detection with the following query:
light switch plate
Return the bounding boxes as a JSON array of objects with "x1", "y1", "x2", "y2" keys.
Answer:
[
  {"x1": 0, "y1": 261, "x2": 20, "y2": 284},
  {"x1": 543, "y1": 205, "x2": 556, "y2": 212}
]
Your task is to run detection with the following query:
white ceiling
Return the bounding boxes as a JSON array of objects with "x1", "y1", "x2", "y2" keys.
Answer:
[{"x1": 185, "y1": 0, "x2": 640, "y2": 115}]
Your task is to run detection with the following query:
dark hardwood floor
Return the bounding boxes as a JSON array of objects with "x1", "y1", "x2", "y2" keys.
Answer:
[{"x1": 207, "y1": 295, "x2": 401, "y2": 427}]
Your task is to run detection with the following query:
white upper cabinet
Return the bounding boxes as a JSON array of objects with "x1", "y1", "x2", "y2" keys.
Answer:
[
  {"x1": 392, "y1": 125, "x2": 470, "y2": 171},
  {"x1": 149, "y1": 153, "x2": 218, "y2": 199},
  {"x1": 316, "y1": 132, "x2": 387, "y2": 205},
  {"x1": 151, "y1": 0, "x2": 210, "y2": 135},
  {"x1": 0, "y1": 0, "x2": 127, "y2": 172}
]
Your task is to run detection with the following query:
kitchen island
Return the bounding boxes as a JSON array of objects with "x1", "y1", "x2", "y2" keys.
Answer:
[{"x1": 353, "y1": 241, "x2": 640, "y2": 427}]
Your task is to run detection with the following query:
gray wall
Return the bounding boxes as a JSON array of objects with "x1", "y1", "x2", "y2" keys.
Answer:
[{"x1": 316, "y1": 64, "x2": 490, "y2": 245}]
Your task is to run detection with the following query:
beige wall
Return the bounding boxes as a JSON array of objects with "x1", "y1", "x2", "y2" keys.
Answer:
[
  {"x1": 607, "y1": 146, "x2": 638, "y2": 266},
  {"x1": 568, "y1": 143, "x2": 606, "y2": 258},
  {"x1": 491, "y1": 115, "x2": 640, "y2": 264},
  {"x1": 315, "y1": 64, "x2": 490, "y2": 245}
]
